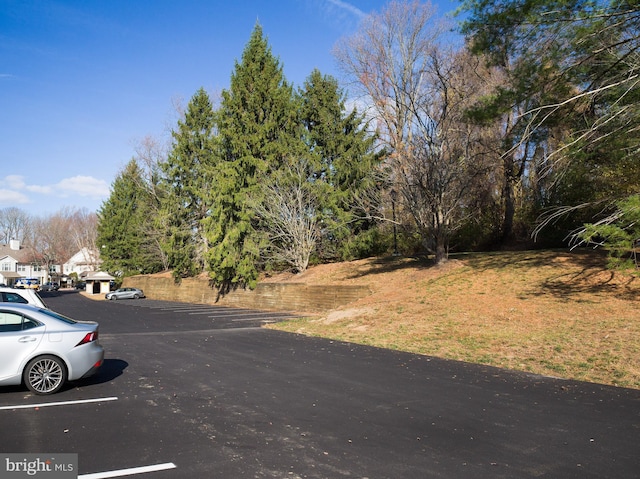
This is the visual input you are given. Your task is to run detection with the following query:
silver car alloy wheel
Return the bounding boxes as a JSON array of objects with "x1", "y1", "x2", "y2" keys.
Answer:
[{"x1": 25, "y1": 355, "x2": 66, "y2": 395}]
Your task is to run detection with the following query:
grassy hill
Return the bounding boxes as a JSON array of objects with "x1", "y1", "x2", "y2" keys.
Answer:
[{"x1": 268, "y1": 249, "x2": 640, "y2": 390}]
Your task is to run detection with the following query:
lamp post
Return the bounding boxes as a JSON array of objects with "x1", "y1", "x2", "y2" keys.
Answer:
[{"x1": 390, "y1": 189, "x2": 399, "y2": 256}]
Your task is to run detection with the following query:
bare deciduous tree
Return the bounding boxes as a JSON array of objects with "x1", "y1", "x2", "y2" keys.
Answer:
[
  {"x1": 401, "y1": 50, "x2": 497, "y2": 261},
  {"x1": 16, "y1": 207, "x2": 100, "y2": 281},
  {"x1": 0, "y1": 207, "x2": 32, "y2": 244},
  {"x1": 26, "y1": 212, "x2": 71, "y2": 282},
  {"x1": 68, "y1": 208, "x2": 100, "y2": 270},
  {"x1": 334, "y1": 0, "x2": 446, "y2": 156},
  {"x1": 133, "y1": 135, "x2": 171, "y2": 271},
  {"x1": 335, "y1": 0, "x2": 494, "y2": 262},
  {"x1": 254, "y1": 160, "x2": 319, "y2": 273}
]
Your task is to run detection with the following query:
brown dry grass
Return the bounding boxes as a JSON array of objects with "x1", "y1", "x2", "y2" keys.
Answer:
[{"x1": 267, "y1": 249, "x2": 640, "y2": 389}]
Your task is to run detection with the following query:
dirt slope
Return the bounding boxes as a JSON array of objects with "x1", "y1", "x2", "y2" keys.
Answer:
[{"x1": 268, "y1": 250, "x2": 640, "y2": 389}]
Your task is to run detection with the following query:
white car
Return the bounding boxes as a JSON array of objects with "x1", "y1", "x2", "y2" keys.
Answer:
[
  {"x1": 0, "y1": 287, "x2": 48, "y2": 309},
  {"x1": 0, "y1": 303, "x2": 104, "y2": 395}
]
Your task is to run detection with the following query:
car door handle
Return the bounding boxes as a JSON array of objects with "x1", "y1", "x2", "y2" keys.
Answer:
[{"x1": 18, "y1": 336, "x2": 37, "y2": 343}]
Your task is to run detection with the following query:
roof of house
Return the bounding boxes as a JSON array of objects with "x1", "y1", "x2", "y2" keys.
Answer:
[
  {"x1": 64, "y1": 247, "x2": 101, "y2": 266},
  {"x1": 0, "y1": 271, "x2": 22, "y2": 278},
  {"x1": 0, "y1": 244, "x2": 37, "y2": 263}
]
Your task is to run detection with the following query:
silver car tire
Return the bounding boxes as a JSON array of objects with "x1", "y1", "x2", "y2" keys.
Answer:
[
  {"x1": 109, "y1": 295, "x2": 117, "y2": 300},
  {"x1": 24, "y1": 355, "x2": 67, "y2": 395},
  {"x1": 133, "y1": 294, "x2": 140, "y2": 299}
]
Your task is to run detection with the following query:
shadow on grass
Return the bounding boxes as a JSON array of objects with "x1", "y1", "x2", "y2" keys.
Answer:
[
  {"x1": 539, "y1": 266, "x2": 638, "y2": 300},
  {"x1": 342, "y1": 255, "x2": 436, "y2": 280},
  {"x1": 464, "y1": 248, "x2": 639, "y2": 301},
  {"x1": 340, "y1": 249, "x2": 575, "y2": 280},
  {"x1": 341, "y1": 249, "x2": 638, "y2": 301},
  {"x1": 456, "y1": 249, "x2": 587, "y2": 271}
]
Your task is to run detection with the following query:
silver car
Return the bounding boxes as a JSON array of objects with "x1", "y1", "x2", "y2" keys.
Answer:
[
  {"x1": 0, "y1": 303, "x2": 104, "y2": 395},
  {"x1": 105, "y1": 287, "x2": 145, "y2": 300}
]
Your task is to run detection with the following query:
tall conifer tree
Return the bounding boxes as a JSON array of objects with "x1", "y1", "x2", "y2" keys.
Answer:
[
  {"x1": 299, "y1": 69, "x2": 381, "y2": 259},
  {"x1": 205, "y1": 23, "x2": 299, "y2": 287},
  {"x1": 97, "y1": 160, "x2": 160, "y2": 275},
  {"x1": 160, "y1": 87, "x2": 216, "y2": 279}
]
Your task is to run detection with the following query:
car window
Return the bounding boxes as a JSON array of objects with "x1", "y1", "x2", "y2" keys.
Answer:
[
  {"x1": 1, "y1": 292, "x2": 29, "y2": 304},
  {"x1": 22, "y1": 317, "x2": 40, "y2": 330},
  {"x1": 0, "y1": 311, "x2": 40, "y2": 332},
  {"x1": 0, "y1": 311, "x2": 23, "y2": 331}
]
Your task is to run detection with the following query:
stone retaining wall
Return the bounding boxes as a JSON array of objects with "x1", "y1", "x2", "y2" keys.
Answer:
[{"x1": 122, "y1": 275, "x2": 371, "y2": 313}]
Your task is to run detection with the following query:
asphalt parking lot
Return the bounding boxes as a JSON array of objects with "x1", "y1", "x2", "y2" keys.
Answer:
[{"x1": 1, "y1": 290, "x2": 639, "y2": 478}]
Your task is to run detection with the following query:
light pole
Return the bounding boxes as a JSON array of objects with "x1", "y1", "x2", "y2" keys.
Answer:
[{"x1": 390, "y1": 189, "x2": 399, "y2": 256}]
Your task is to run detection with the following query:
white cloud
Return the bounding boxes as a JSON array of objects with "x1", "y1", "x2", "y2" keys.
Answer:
[
  {"x1": 5, "y1": 175, "x2": 26, "y2": 189},
  {"x1": 0, "y1": 174, "x2": 110, "y2": 209},
  {"x1": 55, "y1": 175, "x2": 110, "y2": 198},
  {"x1": 26, "y1": 184, "x2": 54, "y2": 194},
  {"x1": 325, "y1": 0, "x2": 366, "y2": 19},
  {"x1": 0, "y1": 189, "x2": 30, "y2": 205},
  {"x1": 4, "y1": 175, "x2": 53, "y2": 195}
]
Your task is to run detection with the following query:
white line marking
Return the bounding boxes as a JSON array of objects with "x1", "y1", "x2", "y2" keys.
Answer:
[
  {"x1": 79, "y1": 462, "x2": 177, "y2": 478},
  {"x1": 0, "y1": 397, "x2": 118, "y2": 410},
  {"x1": 230, "y1": 315, "x2": 289, "y2": 321}
]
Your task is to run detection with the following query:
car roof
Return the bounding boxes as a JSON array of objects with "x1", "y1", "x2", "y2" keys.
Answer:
[
  {"x1": 0, "y1": 287, "x2": 40, "y2": 296},
  {"x1": 0, "y1": 302, "x2": 43, "y2": 312}
]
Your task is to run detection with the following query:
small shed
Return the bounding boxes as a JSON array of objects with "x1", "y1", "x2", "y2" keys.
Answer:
[{"x1": 85, "y1": 271, "x2": 115, "y2": 295}]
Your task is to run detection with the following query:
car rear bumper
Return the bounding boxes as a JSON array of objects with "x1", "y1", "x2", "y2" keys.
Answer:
[
  {"x1": 79, "y1": 357, "x2": 104, "y2": 379},
  {"x1": 67, "y1": 343, "x2": 105, "y2": 380}
]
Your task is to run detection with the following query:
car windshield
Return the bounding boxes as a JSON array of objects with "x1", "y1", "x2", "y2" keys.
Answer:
[{"x1": 38, "y1": 308, "x2": 77, "y2": 324}]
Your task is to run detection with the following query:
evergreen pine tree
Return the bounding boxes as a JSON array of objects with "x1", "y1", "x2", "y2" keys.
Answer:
[
  {"x1": 160, "y1": 87, "x2": 216, "y2": 279},
  {"x1": 299, "y1": 69, "x2": 382, "y2": 259},
  {"x1": 205, "y1": 23, "x2": 300, "y2": 287},
  {"x1": 97, "y1": 160, "x2": 161, "y2": 275}
]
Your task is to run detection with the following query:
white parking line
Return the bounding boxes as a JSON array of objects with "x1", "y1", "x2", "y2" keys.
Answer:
[
  {"x1": 79, "y1": 462, "x2": 177, "y2": 478},
  {"x1": 0, "y1": 397, "x2": 118, "y2": 410}
]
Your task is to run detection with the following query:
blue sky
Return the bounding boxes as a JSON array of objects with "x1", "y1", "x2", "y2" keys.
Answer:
[{"x1": 1, "y1": 0, "x2": 459, "y2": 217}]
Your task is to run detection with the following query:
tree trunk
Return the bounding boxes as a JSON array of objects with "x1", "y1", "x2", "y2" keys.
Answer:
[
  {"x1": 502, "y1": 156, "x2": 516, "y2": 242},
  {"x1": 434, "y1": 229, "x2": 448, "y2": 265}
]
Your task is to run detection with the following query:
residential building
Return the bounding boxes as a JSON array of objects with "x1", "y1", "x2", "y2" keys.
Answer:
[
  {"x1": 63, "y1": 247, "x2": 102, "y2": 278},
  {"x1": 0, "y1": 240, "x2": 57, "y2": 287}
]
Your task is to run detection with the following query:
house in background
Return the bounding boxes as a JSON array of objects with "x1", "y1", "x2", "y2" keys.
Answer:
[
  {"x1": 63, "y1": 248, "x2": 114, "y2": 295},
  {"x1": 0, "y1": 241, "x2": 102, "y2": 289},
  {"x1": 63, "y1": 247, "x2": 101, "y2": 276},
  {"x1": 0, "y1": 240, "x2": 55, "y2": 287},
  {"x1": 62, "y1": 247, "x2": 102, "y2": 288}
]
